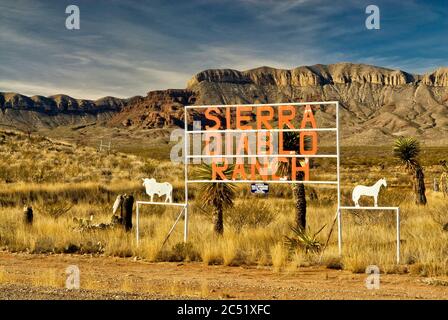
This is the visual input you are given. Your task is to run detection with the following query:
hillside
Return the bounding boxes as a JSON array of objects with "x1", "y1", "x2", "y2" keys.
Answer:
[{"x1": 0, "y1": 92, "x2": 131, "y2": 130}]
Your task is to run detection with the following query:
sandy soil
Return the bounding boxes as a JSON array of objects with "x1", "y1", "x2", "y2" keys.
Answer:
[{"x1": 0, "y1": 251, "x2": 446, "y2": 300}]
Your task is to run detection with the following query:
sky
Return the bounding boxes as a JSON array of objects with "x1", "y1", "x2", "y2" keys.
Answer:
[{"x1": 0, "y1": 0, "x2": 447, "y2": 99}]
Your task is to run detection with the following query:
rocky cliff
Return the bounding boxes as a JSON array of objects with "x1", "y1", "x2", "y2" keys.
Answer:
[{"x1": 186, "y1": 63, "x2": 418, "y2": 88}]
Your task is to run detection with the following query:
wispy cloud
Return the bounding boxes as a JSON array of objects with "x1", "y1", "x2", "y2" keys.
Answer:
[{"x1": 0, "y1": 0, "x2": 447, "y2": 99}]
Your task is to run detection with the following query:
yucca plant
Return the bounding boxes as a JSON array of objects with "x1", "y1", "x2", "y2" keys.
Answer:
[
  {"x1": 277, "y1": 131, "x2": 310, "y2": 230},
  {"x1": 284, "y1": 224, "x2": 326, "y2": 254},
  {"x1": 393, "y1": 137, "x2": 427, "y2": 205},
  {"x1": 439, "y1": 160, "x2": 448, "y2": 197},
  {"x1": 194, "y1": 163, "x2": 236, "y2": 235}
]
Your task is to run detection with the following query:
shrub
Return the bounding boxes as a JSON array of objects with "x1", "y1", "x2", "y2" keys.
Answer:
[
  {"x1": 225, "y1": 201, "x2": 276, "y2": 233},
  {"x1": 430, "y1": 202, "x2": 448, "y2": 231},
  {"x1": 36, "y1": 200, "x2": 73, "y2": 219},
  {"x1": 284, "y1": 225, "x2": 326, "y2": 254},
  {"x1": 169, "y1": 242, "x2": 200, "y2": 262},
  {"x1": 140, "y1": 160, "x2": 158, "y2": 177}
]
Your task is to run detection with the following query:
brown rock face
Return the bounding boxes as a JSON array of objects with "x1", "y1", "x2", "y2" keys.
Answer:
[{"x1": 107, "y1": 89, "x2": 196, "y2": 129}]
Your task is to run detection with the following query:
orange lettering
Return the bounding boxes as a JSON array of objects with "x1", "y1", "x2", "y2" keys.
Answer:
[
  {"x1": 256, "y1": 106, "x2": 274, "y2": 129},
  {"x1": 205, "y1": 107, "x2": 221, "y2": 130},
  {"x1": 291, "y1": 158, "x2": 309, "y2": 181},
  {"x1": 236, "y1": 106, "x2": 252, "y2": 130},
  {"x1": 212, "y1": 161, "x2": 229, "y2": 180},
  {"x1": 279, "y1": 105, "x2": 296, "y2": 129}
]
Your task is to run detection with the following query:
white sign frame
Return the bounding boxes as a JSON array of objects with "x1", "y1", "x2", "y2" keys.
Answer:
[{"x1": 183, "y1": 101, "x2": 342, "y2": 243}]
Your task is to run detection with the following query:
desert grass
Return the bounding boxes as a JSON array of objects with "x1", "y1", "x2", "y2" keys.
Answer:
[
  {"x1": 1, "y1": 191, "x2": 447, "y2": 276},
  {"x1": 0, "y1": 130, "x2": 447, "y2": 277}
]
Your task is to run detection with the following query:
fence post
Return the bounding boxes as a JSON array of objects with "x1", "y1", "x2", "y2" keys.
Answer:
[
  {"x1": 23, "y1": 206, "x2": 33, "y2": 225},
  {"x1": 123, "y1": 194, "x2": 134, "y2": 232}
]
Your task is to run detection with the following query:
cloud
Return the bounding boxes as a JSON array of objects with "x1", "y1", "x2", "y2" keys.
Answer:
[{"x1": 0, "y1": 0, "x2": 447, "y2": 99}]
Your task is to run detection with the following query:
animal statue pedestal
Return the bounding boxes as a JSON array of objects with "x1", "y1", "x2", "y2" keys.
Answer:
[{"x1": 352, "y1": 178, "x2": 387, "y2": 207}]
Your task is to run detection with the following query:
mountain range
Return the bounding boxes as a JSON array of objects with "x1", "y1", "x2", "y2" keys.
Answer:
[{"x1": 1, "y1": 62, "x2": 448, "y2": 145}]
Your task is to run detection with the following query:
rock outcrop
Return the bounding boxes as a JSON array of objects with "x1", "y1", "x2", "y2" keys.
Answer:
[
  {"x1": 107, "y1": 89, "x2": 195, "y2": 129},
  {"x1": 422, "y1": 67, "x2": 448, "y2": 86},
  {"x1": 186, "y1": 63, "x2": 419, "y2": 88}
]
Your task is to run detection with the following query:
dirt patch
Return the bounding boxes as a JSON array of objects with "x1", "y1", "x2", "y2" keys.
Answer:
[{"x1": 0, "y1": 252, "x2": 446, "y2": 300}]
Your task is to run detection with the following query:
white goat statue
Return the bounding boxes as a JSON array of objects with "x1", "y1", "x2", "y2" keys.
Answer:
[
  {"x1": 352, "y1": 178, "x2": 387, "y2": 207},
  {"x1": 142, "y1": 178, "x2": 173, "y2": 203}
]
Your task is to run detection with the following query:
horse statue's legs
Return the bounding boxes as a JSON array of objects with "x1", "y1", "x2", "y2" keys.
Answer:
[{"x1": 374, "y1": 196, "x2": 378, "y2": 207}]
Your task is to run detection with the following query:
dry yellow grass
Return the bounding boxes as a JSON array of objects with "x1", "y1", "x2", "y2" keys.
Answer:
[
  {"x1": 0, "y1": 130, "x2": 447, "y2": 277},
  {"x1": 1, "y1": 191, "x2": 446, "y2": 276}
]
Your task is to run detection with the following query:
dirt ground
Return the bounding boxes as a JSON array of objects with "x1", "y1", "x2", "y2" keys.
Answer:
[{"x1": 0, "y1": 251, "x2": 446, "y2": 300}]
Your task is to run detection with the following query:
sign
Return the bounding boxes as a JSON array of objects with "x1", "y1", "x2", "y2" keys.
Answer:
[
  {"x1": 182, "y1": 102, "x2": 340, "y2": 185},
  {"x1": 251, "y1": 183, "x2": 269, "y2": 194}
]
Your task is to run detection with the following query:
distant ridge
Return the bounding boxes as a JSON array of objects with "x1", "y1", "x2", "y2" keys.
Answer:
[{"x1": 0, "y1": 92, "x2": 129, "y2": 113}]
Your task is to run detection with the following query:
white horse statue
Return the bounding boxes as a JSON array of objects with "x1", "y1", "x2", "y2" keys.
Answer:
[
  {"x1": 352, "y1": 178, "x2": 387, "y2": 207},
  {"x1": 142, "y1": 178, "x2": 173, "y2": 203}
]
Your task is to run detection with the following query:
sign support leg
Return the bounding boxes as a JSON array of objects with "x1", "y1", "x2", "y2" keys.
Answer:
[
  {"x1": 136, "y1": 203, "x2": 140, "y2": 245},
  {"x1": 396, "y1": 208, "x2": 400, "y2": 264},
  {"x1": 184, "y1": 105, "x2": 189, "y2": 243},
  {"x1": 337, "y1": 208, "x2": 342, "y2": 256}
]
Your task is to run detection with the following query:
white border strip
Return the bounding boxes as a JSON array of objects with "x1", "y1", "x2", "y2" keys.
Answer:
[
  {"x1": 186, "y1": 154, "x2": 337, "y2": 159},
  {"x1": 185, "y1": 101, "x2": 339, "y2": 109},
  {"x1": 187, "y1": 179, "x2": 338, "y2": 184},
  {"x1": 187, "y1": 128, "x2": 337, "y2": 133}
]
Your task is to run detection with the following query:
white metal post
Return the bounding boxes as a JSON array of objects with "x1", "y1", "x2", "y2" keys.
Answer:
[
  {"x1": 136, "y1": 202, "x2": 140, "y2": 244},
  {"x1": 335, "y1": 101, "x2": 342, "y2": 256},
  {"x1": 337, "y1": 209, "x2": 342, "y2": 255},
  {"x1": 184, "y1": 106, "x2": 189, "y2": 243},
  {"x1": 396, "y1": 208, "x2": 400, "y2": 264}
]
